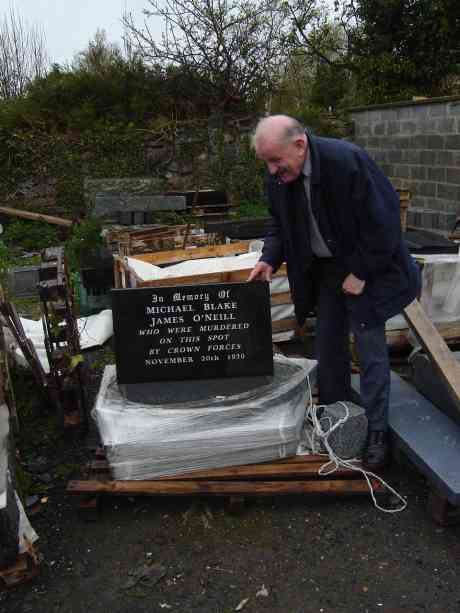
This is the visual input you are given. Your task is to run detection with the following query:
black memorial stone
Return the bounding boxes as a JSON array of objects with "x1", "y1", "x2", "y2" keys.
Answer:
[{"x1": 111, "y1": 282, "x2": 273, "y2": 383}]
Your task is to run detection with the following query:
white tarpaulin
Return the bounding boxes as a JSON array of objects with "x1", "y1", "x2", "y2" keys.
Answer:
[
  {"x1": 0, "y1": 403, "x2": 38, "y2": 552},
  {"x1": 10, "y1": 309, "x2": 114, "y2": 372}
]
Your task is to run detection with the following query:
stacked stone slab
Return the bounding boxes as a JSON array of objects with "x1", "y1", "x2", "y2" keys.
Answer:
[{"x1": 349, "y1": 96, "x2": 460, "y2": 234}]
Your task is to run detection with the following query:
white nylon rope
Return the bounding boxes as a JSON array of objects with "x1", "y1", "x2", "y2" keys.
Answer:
[{"x1": 304, "y1": 376, "x2": 407, "y2": 514}]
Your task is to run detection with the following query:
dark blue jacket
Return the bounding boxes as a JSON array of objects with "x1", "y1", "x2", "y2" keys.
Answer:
[{"x1": 260, "y1": 132, "x2": 421, "y2": 328}]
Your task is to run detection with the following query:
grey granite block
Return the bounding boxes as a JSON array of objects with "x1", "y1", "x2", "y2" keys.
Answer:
[
  {"x1": 318, "y1": 401, "x2": 367, "y2": 459},
  {"x1": 93, "y1": 194, "x2": 186, "y2": 218}
]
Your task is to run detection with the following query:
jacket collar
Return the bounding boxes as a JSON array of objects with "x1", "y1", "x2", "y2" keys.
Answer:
[{"x1": 306, "y1": 130, "x2": 321, "y2": 185}]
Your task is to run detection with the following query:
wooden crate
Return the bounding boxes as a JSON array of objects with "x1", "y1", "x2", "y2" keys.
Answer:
[
  {"x1": 113, "y1": 242, "x2": 297, "y2": 339},
  {"x1": 105, "y1": 224, "x2": 223, "y2": 256}
]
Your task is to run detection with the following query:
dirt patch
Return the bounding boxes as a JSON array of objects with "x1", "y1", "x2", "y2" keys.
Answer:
[{"x1": 2, "y1": 347, "x2": 460, "y2": 613}]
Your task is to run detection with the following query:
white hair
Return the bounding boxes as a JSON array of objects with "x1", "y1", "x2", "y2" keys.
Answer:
[{"x1": 252, "y1": 115, "x2": 305, "y2": 149}]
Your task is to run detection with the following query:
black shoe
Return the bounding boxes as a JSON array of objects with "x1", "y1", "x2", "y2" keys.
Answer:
[{"x1": 363, "y1": 430, "x2": 390, "y2": 471}]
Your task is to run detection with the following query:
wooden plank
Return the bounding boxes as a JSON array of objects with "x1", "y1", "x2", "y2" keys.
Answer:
[
  {"x1": 138, "y1": 270, "x2": 250, "y2": 288},
  {"x1": 384, "y1": 322, "x2": 460, "y2": 351},
  {"x1": 87, "y1": 459, "x2": 359, "y2": 480},
  {"x1": 0, "y1": 206, "x2": 73, "y2": 228},
  {"x1": 403, "y1": 299, "x2": 460, "y2": 414},
  {"x1": 134, "y1": 241, "x2": 252, "y2": 265},
  {"x1": 67, "y1": 478, "x2": 374, "y2": 496},
  {"x1": 135, "y1": 266, "x2": 288, "y2": 289},
  {"x1": 270, "y1": 291, "x2": 292, "y2": 306}
]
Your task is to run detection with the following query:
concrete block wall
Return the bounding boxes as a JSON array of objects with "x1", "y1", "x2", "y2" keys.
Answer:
[{"x1": 349, "y1": 96, "x2": 460, "y2": 233}]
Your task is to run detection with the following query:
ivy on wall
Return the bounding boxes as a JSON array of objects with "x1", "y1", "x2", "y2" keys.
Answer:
[{"x1": 0, "y1": 117, "x2": 269, "y2": 218}]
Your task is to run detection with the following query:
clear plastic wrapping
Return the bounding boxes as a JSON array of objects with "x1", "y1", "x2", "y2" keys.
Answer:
[
  {"x1": 418, "y1": 254, "x2": 460, "y2": 320},
  {"x1": 93, "y1": 355, "x2": 316, "y2": 480},
  {"x1": 386, "y1": 253, "x2": 460, "y2": 335}
]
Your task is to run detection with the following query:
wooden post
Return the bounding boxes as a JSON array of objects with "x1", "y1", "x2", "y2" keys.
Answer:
[
  {"x1": 0, "y1": 206, "x2": 73, "y2": 228},
  {"x1": 403, "y1": 299, "x2": 460, "y2": 414}
]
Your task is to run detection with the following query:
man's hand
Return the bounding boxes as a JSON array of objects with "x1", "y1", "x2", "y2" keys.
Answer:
[
  {"x1": 247, "y1": 261, "x2": 273, "y2": 282},
  {"x1": 342, "y1": 273, "x2": 365, "y2": 295}
]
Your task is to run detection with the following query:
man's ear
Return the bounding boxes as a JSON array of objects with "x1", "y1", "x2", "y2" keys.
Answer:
[{"x1": 294, "y1": 136, "x2": 307, "y2": 153}]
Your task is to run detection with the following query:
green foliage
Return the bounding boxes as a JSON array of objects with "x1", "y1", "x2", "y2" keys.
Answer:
[
  {"x1": 150, "y1": 211, "x2": 190, "y2": 225},
  {"x1": 10, "y1": 1, "x2": 453, "y2": 224},
  {"x1": 10, "y1": 295, "x2": 42, "y2": 319},
  {"x1": 89, "y1": 345, "x2": 116, "y2": 371},
  {"x1": 3, "y1": 219, "x2": 59, "y2": 251},
  {"x1": 65, "y1": 218, "x2": 103, "y2": 272},
  {"x1": 309, "y1": 63, "x2": 351, "y2": 110},
  {"x1": 123, "y1": 0, "x2": 286, "y2": 113},
  {"x1": 350, "y1": 0, "x2": 460, "y2": 102},
  {"x1": 208, "y1": 130, "x2": 266, "y2": 208},
  {"x1": 6, "y1": 55, "x2": 219, "y2": 132},
  {"x1": 0, "y1": 239, "x2": 12, "y2": 289},
  {"x1": 0, "y1": 239, "x2": 10, "y2": 269},
  {"x1": 297, "y1": 106, "x2": 348, "y2": 137},
  {"x1": 236, "y1": 200, "x2": 268, "y2": 218}
]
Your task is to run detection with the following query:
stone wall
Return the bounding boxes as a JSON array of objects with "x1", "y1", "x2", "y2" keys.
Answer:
[{"x1": 349, "y1": 96, "x2": 460, "y2": 233}]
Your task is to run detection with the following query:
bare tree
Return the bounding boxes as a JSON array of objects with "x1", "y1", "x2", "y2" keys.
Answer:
[
  {"x1": 285, "y1": 0, "x2": 356, "y2": 69},
  {"x1": 0, "y1": 6, "x2": 48, "y2": 99},
  {"x1": 73, "y1": 29, "x2": 124, "y2": 74},
  {"x1": 122, "y1": 0, "x2": 288, "y2": 110}
]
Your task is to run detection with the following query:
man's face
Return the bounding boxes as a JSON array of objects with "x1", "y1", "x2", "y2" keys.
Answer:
[{"x1": 256, "y1": 136, "x2": 307, "y2": 183}]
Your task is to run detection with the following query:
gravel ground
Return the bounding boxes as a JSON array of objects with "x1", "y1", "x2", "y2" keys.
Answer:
[{"x1": 2, "y1": 347, "x2": 460, "y2": 613}]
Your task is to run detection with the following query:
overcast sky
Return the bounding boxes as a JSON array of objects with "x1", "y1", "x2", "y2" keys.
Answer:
[{"x1": 9, "y1": 0, "x2": 162, "y2": 66}]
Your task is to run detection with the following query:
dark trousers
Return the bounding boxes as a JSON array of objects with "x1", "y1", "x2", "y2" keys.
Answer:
[{"x1": 313, "y1": 259, "x2": 390, "y2": 432}]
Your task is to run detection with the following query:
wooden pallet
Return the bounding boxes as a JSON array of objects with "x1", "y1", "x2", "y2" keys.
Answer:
[{"x1": 67, "y1": 451, "x2": 383, "y2": 518}]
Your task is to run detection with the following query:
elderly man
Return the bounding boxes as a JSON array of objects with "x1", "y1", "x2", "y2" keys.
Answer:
[{"x1": 248, "y1": 115, "x2": 420, "y2": 469}]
